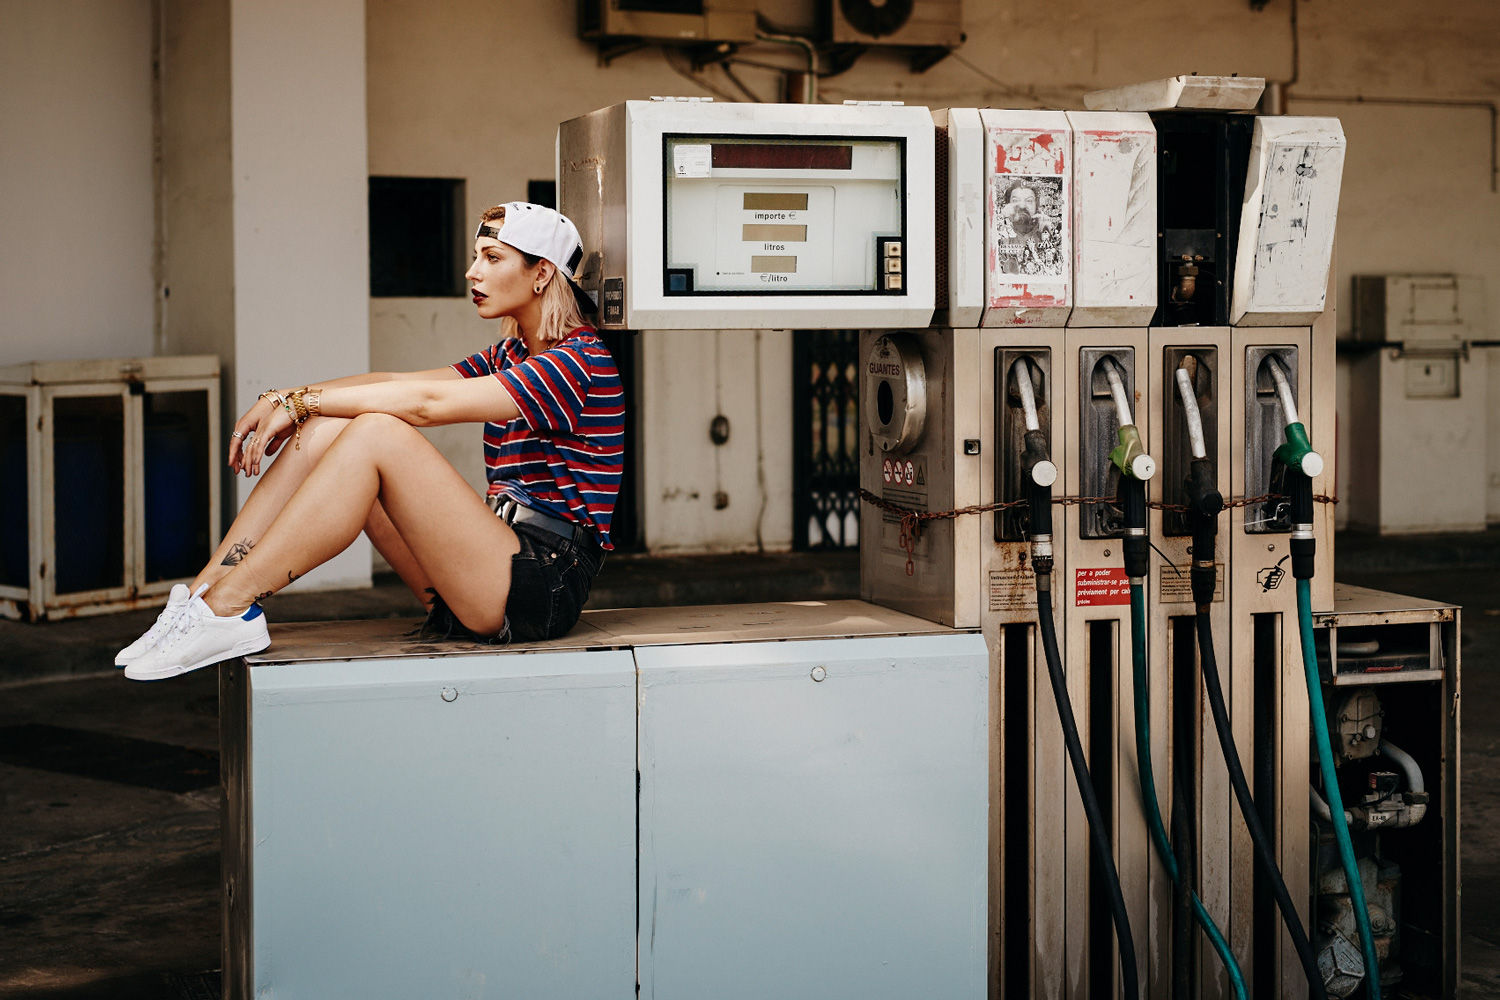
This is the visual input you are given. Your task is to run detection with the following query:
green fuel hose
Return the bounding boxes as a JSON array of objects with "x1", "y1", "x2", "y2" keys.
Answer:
[
  {"x1": 1130, "y1": 584, "x2": 1248, "y2": 1000},
  {"x1": 1298, "y1": 577, "x2": 1383, "y2": 998}
]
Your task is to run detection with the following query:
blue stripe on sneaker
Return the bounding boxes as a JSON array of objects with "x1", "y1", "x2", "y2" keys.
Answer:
[{"x1": 242, "y1": 604, "x2": 264, "y2": 621}]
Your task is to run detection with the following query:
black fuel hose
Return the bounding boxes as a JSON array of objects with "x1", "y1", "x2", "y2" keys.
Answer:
[
  {"x1": 1194, "y1": 612, "x2": 1326, "y2": 998},
  {"x1": 1024, "y1": 436, "x2": 1140, "y2": 999},
  {"x1": 1186, "y1": 457, "x2": 1325, "y2": 997},
  {"x1": 1035, "y1": 582, "x2": 1141, "y2": 1000}
]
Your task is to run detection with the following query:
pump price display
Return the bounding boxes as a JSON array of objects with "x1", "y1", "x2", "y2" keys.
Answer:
[{"x1": 662, "y1": 135, "x2": 904, "y2": 295}]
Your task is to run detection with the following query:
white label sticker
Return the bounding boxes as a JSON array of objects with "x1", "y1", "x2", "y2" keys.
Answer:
[{"x1": 673, "y1": 144, "x2": 712, "y2": 178}]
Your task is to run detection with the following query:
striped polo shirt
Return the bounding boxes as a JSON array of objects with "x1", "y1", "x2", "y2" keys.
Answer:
[{"x1": 451, "y1": 330, "x2": 623, "y2": 549}]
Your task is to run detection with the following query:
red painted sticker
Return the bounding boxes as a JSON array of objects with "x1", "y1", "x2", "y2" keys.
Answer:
[
  {"x1": 904, "y1": 460, "x2": 915, "y2": 485},
  {"x1": 1075, "y1": 567, "x2": 1131, "y2": 607},
  {"x1": 882, "y1": 459, "x2": 893, "y2": 484}
]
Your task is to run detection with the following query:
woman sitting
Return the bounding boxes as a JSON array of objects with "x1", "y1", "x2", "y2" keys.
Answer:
[{"x1": 117, "y1": 203, "x2": 621, "y2": 680}]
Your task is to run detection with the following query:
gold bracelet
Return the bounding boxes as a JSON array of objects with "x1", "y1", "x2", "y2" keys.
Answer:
[
  {"x1": 305, "y1": 389, "x2": 322, "y2": 417},
  {"x1": 290, "y1": 389, "x2": 309, "y2": 425}
]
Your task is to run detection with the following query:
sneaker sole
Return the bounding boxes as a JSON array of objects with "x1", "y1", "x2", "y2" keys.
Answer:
[{"x1": 123, "y1": 634, "x2": 272, "y2": 682}]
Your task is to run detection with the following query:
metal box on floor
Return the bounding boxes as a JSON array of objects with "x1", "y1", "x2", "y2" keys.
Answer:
[
  {"x1": 1311, "y1": 584, "x2": 1460, "y2": 999},
  {"x1": 0, "y1": 355, "x2": 220, "y2": 621},
  {"x1": 222, "y1": 601, "x2": 988, "y2": 1000}
]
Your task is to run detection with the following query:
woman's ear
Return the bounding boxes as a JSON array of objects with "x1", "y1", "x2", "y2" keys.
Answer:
[{"x1": 533, "y1": 260, "x2": 558, "y2": 293}]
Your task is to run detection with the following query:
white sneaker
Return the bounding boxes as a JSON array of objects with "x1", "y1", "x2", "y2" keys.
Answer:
[
  {"x1": 123, "y1": 595, "x2": 271, "y2": 682},
  {"x1": 115, "y1": 583, "x2": 198, "y2": 668}
]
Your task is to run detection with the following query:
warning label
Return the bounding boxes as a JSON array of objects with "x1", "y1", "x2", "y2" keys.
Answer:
[
  {"x1": 989, "y1": 566, "x2": 1036, "y2": 612},
  {"x1": 1159, "y1": 565, "x2": 1225, "y2": 604},
  {"x1": 1075, "y1": 567, "x2": 1131, "y2": 607}
]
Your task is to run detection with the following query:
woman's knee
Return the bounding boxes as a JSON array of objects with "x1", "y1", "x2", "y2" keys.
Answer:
[{"x1": 342, "y1": 411, "x2": 421, "y2": 446}]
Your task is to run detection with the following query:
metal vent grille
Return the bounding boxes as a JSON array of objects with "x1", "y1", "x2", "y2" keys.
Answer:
[{"x1": 932, "y1": 123, "x2": 949, "y2": 317}]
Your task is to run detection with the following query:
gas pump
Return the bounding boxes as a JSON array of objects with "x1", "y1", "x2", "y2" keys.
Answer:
[{"x1": 1083, "y1": 73, "x2": 1350, "y2": 999}]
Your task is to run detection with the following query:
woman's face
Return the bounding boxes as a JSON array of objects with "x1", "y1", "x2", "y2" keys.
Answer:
[{"x1": 465, "y1": 236, "x2": 543, "y2": 321}]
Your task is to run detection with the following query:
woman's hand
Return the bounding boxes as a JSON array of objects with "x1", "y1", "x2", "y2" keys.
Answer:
[{"x1": 229, "y1": 395, "x2": 295, "y2": 478}]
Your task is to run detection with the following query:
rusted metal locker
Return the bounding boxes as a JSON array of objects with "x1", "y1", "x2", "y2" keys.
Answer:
[{"x1": 0, "y1": 355, "x2": 220, "y2": 621}]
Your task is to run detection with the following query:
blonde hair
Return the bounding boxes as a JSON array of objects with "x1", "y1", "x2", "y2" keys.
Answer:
[{"x1": 480, "y1": 204, "x2": 590, "y2": 344}]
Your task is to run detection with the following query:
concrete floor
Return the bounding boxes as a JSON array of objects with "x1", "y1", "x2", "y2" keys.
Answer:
[{"x1": 0, "y1": 548, "x2": 1496, "y2": 998}]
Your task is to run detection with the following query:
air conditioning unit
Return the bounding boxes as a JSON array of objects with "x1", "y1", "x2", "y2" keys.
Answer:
[
  {"x1": 579, "y1": 0, "x2": 758, "y2": 44},
  {"x1": 823, "y1": 0, "x2": 963, "y2": 48}
]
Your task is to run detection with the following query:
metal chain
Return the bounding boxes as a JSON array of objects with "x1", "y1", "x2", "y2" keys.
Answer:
[{"x1": 858, "y1": 488, "x2": 1339, "y2": 577}]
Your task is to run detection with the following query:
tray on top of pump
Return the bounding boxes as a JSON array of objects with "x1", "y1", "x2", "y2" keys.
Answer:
[
  {"x1": 1315, "y1": 583, "x2": 1457, "y2": 625},
  {"x1": 244, "y1": 600, "x2": 969, "y2": 665},
  {"x1": 1314, "y1": 583, "x2": 1457, "y2": 686}
]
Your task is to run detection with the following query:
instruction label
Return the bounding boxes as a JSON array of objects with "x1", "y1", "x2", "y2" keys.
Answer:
[
  {"x1": 673, "y1": 144, "x2": 712, "y2": 178},
  {"x1": 988, "y1": 565, "x2": 1036, "y2": 612},
  {"x1": 1158, "y1": 564, "x2": 1225, "y2": 604},
  {"x1": 1074, "y1": 567, "x2": 1130, "y2": 607}
]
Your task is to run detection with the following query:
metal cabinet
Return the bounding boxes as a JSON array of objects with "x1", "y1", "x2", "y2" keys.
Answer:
[
  {"x1": 0, "y1": 356, "x2": 220, "y2": 620},
  {"x1": 637, "y1": 633, "x2": 989, "y2": 1000},
  {"x1": 222, "y1": 603, "x2": 989, "y2": 1000}
]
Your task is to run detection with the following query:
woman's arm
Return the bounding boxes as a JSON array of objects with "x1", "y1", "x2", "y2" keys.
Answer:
[
  {"x1": 238, "y1": 375, "x2": 521, "y2": 475},
  {"x1": 285, "y1": 367, "x2": 463, "y2": 393},
  {"x1": 315, "y1": 376, "x2": 521, "y2": 427},
  {"x1": 230, "y1": 367, "x2": 463, "y2": 473}
]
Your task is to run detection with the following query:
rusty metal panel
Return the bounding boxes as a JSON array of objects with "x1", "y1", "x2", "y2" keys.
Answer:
[{"x1": 979, "y1": 110, "x2": 1074, "y2": 328}]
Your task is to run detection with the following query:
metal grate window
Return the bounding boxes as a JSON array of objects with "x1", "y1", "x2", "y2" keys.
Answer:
[{"x1": 793, "y1": 330, "x2": 860, "y2": 550}]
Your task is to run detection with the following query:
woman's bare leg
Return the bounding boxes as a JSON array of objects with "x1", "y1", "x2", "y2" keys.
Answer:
[
  {"x1": 203, "y1": 413, "x2": 519, "y2": 634},
  {"x1": 364, "y1": 499, "x2": 436, "y2": 607},
  {"x1": 194, "y1": 417, "x2": 353, "y2": 591}
]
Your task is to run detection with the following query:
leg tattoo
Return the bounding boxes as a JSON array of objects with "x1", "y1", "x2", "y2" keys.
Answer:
[{"x1": 221, "y1": 538, "x2": 255, "y2": 566}]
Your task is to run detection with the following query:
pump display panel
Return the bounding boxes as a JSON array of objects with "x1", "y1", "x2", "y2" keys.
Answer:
[
  {"x1": 662, "y1": 135, "x2": 906, "y2": 296},
  {"x1": 558, "y1": 100, "x2": 935, "y2": 330}
]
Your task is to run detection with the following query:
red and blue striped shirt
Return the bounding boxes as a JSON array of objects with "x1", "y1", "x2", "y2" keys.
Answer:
[{"x1": 451, "y1": 331, "x2": 623, "y2": 550}]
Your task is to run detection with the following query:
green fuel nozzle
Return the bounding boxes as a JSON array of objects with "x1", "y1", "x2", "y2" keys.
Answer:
[
  {"x1": 1109, "y1": 424, "x2": 1157, "y2": 482},
  {"x1": 1272, "y1": 421, "x2": 1324, "y2": 480}
]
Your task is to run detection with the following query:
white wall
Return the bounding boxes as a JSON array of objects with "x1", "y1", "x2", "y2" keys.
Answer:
[
  {"x1": 0, "y1": 0, "x2": 155, "y2": 365},
  {"x1": 231, "y1": 0, "x2": 372, "y2": 589}
]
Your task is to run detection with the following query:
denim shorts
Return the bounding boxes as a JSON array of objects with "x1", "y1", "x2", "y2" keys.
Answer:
[{"x1": 503, "y1": 520, "x2": 605, "y2": 643}]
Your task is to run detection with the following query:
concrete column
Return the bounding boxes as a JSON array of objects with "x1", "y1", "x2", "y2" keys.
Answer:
[{"x1": 230, "y1": 0, "x2": 370, "y2": 590}]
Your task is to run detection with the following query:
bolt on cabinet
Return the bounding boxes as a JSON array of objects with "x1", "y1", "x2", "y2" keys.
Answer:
[{"x1": 0, "y1": 356, "x2": 221, "y2": 621}]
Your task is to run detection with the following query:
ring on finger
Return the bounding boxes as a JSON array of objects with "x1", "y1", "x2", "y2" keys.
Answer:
[{"x1": 231, "y1": 430, "x2": 244, "y2": 439}]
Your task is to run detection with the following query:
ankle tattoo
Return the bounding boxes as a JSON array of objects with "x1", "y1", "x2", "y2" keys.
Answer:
[{"x1": 221, "y1": 538, "x2": 255, "y2": 566}]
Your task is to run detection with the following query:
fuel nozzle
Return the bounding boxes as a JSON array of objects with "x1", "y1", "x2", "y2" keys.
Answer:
[
  {"x1": 1175, "y1": 365, "x2": 1223, "y2": 608},
  {"x1": 1262, "y1": 356, "x2": 1322, "y2": 580},
  {"x1": 1012, "y1": 359, "x2": 1057, "y2": 579},
  {"x1": 1098, "y1": 357, "x2": 1155, "y2": 581}
]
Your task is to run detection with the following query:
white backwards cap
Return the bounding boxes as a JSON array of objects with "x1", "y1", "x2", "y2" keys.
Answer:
[{"x1": 476, "y1": 202, "x2": 594, "y2": 315}]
